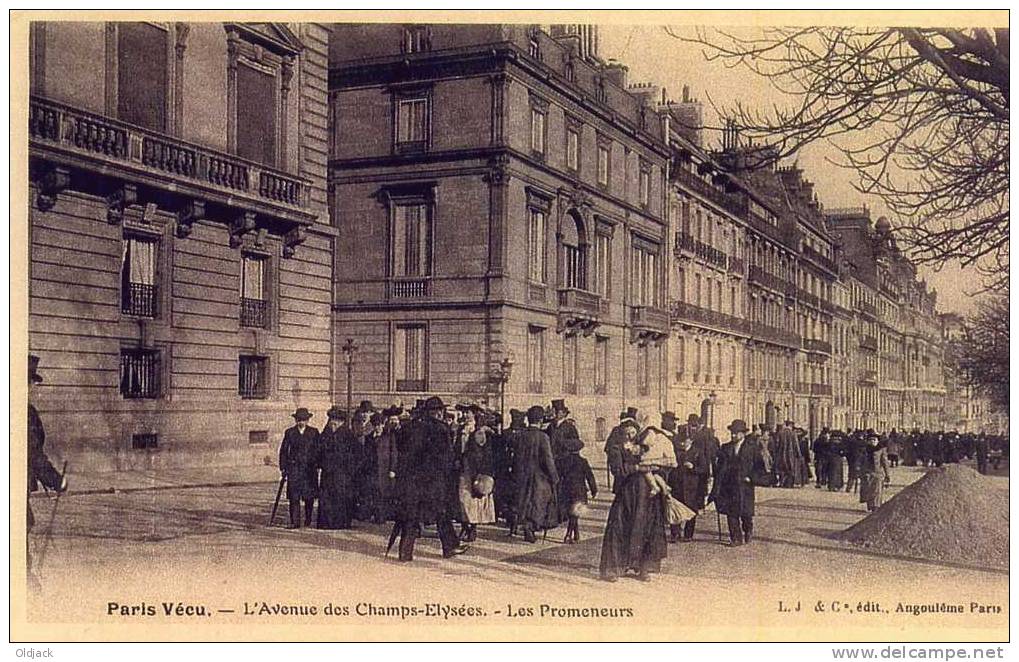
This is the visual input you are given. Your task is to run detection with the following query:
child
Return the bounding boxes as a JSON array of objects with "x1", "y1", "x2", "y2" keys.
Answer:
[
  {"x1": 629, "y1": 424, "x2": 677, "y2": 496},
  {"x1": 555, "y1": 438, "x2": 598, "y2": 543}
]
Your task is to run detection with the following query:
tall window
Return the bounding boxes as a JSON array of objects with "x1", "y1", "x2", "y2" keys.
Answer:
[
  {"x1": 117, "y1": 23, "x2": 168, "y2": 132},
  {"x1": 731, "y1": 285, "x2": 737, "y2": 316},
  {"x1": 528, "y1": 36, "x2": 541, "y2": 59},
  {"x1": 597, "y1": 143, "x2": 610, "y2": 186},
  {"x1": 236, "y1": 62, "x2": 277, "y2": 165},
  {"x1": 393, "y1": 203, "x2": 430, "y2": 277},
  {"x1": 594, "y1": 336, "x2": 609, "y2": 394},
  {"x1": 530, "y1": 105, "x2": 547, "y2": 156},
  {"x1": 694, "y1": 339, "x2": 702, "y2": 379},
  {"x1": 240, "y1": 254, "x2": 268, "y2": 328},
  {"x1": 706, "y1": 342, "x2": 713, "y2": 383},
  {"x1": 566, "y1": 126, "x2": 580, "y2": 172},
  {"x1": 716, "y1": 341, "x2": 723, "y2": 380},
  {"x1": 528, "y1": 207, "x2": 546, "y2": 283},
  {"x1": 593, "y1": 232, "x2": 611, "y2": 296},
  {"x1": 561, "y1": 213, "x2": 587, "y2": 290},
  {"x1": 239, "y1": 355, "x2": 269, "y2": 399},
  {"x1": 676, "y1": 267, "x2": 686, "y2": 303},
  {"x1": 121, "y1": 236, "x2": 158, "y2": 318},
  {"x1": 402, "y1": 25, "x2": 431, "y2": 53},
  {"x1": 120, "y1": 348, "x2": 161, "y2": 399},
  {"x1": 694, "y1": 273, "x2": 702, "y2": 307},
  {"x1": 563, "y1": 335, "x2": 578, "y2": 394},
  {"x1": 716, "y1": 281, "x2": 723, "y2": 313},
  {"x1": 637, "y1": 345, "x2": 650, "y2": 396},
  {"x1": 730, "y1": 345, "x2": 738, "y2": 383},
  {"x1": 675, "y1": 335, "x2": 686, "y2": 381},
  {"x1": 396, "y1": 96, "x2": 429, "y2": 150},
  {"x1": 630, "y1": 238, "x2": 660, "y2": 306},
  {"x1": 527, "y1": 325, "x2": 545, "y2": 392},
  {"x1": 394, "y1": 325, "x2": 427, "y2": 391},
  {"x1": 639, "y1": 165, "x2": 650, "y2": 207}
]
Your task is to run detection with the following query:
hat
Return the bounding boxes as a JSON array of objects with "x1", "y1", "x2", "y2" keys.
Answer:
[
  {"x1": 562, "y1": 437, "x2": 585, "y2": 453},
  {"x1": 423, "y1": 395, "x2": 446, "y2": 412},
  {"x1": 292, "y1": 407, "x2": 313, "y2": 421},
  {"x1": 357, "y1": 400, "x2": 376, "y2": 413},
  {"x1": 326, "y1": 406, "x2": 347, "y2": 421},
  {"x1": 29, "y1": 354, "x2": 43, "y2": 384},
  {"x1": 687, "y1": 414, "x2": 701, "y2": 425},
  {"x1": 526, "y1": 405, "x2": 546, "y2": 424},
  {"x1": 619, "y1": 406, "x2": 638, "y2": 422},
  {"x1": 661, "y1": 410, "x2": 678, "y2": 423},
  {"x1": 727, "y1": 419, "x2": 749, "y2": 434},
  {"x1": 551, "y1": 399, "x2": 569, "y2": 414},
  {"x1": 382, "y1": 405, "x2": 403, "y2": 417}
]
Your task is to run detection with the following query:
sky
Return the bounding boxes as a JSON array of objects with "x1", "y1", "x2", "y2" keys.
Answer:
[{"x1": 597, "y1": 25, "x2": 982, "y2": 316}]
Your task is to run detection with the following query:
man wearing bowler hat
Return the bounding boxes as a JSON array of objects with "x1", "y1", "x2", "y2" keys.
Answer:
[
  {"x1": 710, "y1": 419, "x2": 767, "y2": 547},
  {"x1": 27, "y1": 355, "x2": 67, "y2": 540},
  {"x1": 279, "y1": 407, "x2": 320, "y2": 529}
]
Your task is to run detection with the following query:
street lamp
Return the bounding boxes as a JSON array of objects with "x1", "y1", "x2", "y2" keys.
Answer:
[
  {"x1": 497, "y1": 356, "x2": 514, "y2": 429},
  {"x1": 341, "y1": 338, "x2": 357, "y2": 427}
]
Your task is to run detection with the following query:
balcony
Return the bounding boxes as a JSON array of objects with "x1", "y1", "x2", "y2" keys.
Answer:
[
  {"x1": 859, "y1": 369, "x2": 878, "y2": 384},
  {"x1": 240, "y1": 297, "x2": 268, "y2": 328},
  {"x1": 748, "y1": 265, "x2": 796, "y2": 297},
  {"x1": 390, "y1": 278, "x2": 431, "y2": 299},
  {"x1": 674, "y1": 232, "x2": 727, "y2": 269},
  {"x1": 669, "y1": 300, "x2": 750, "y2": 335},
  {"x1": 859, "y1": 301, "x2": 878, "y2": 319},
  {"x1": 557, "y1": 287, "x2": 602, "y2": 335},
  {"x1": 122, "y1": 282, "x2": 157, "y2": 318},
  {"x1": 802, "y1": 244, "x2": 837, "y2": 274},
  {"x1": 630, "y1": 305, "x2": 671, "y2": 343},
  {"x1": 727, "y1": 256, "x2": 745, "y2": 275},
  {"x1": 673, "y1": 167, "x2": 741, "y2": 215},
  {"x1": 811, "y1": 383, "x2": 833, "y2": 397},
  {"x1": 802, "y1": 338, "x2": 832, "y2": 354},
  {"x1": 798, "y1": 288, "x2": 822, "y2": 310},
  {"x1": 860, "y1": 335, "x2": 878, "y2": 351},
  {"x1": 29, "y1": 96, "x2": 313, "y2": 227},
  {"x1": 747, "y1": 320, "x2": 800, "y2": 349},
  {"x1": 796, "y1": 382, "x2": 811, "y2": 395}
]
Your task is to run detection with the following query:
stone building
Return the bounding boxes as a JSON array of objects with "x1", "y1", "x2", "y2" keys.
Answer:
[
  {"x1": 27, "y1": 21, "x2": 333, "y2": 471},
  {"x1": 328, "y1": 24, "x2": 672, "y2": 440}
]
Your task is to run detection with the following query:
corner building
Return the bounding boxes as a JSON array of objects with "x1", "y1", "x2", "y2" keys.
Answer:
[
  {"x1": 329, "y1": 24, "x2": 672, "y2": 440},
  {"x1": 28, "y1": 22, "x2": 333, "y2": 471}
]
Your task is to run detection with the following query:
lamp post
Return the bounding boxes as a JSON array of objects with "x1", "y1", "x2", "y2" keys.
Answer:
[
  {"x1": 497, "y1": 356, "x2": 514, "y2": 429},
  {"x1": 341, "y1": 338, "x2": 357, "y2": 427}
]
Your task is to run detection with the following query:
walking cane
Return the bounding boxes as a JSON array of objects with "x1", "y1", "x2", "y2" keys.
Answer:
[
  {"x1": 36, "y1": 460, "x2": 68, "y2": 575},
  {"x1": 268, "y1": 475, "x2": 286, "y2": 527}
]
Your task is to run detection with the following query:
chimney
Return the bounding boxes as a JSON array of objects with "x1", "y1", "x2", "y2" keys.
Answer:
[
  {"x1": 662, "y1": 89, "x2": 703, "y2": 149},
  {"x1": 604, "y1": 62, "x2": 629, "y2": 89}
]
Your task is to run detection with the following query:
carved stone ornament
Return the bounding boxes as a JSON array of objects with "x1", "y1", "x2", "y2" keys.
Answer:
[
  {"x1": 229, "y1": 211, "x2": 256, "y2": 248},
  {"x1": 35, "y1": 166, "x2": 70, "y2": 212},
  {"x1": 106, "y1": 183, "x2": 139, "y2": 225},
  {"x1": 282, "y1": 225, "x2": 307, "y2": 259},
  {"x1": 176, "y1": 199, "x2": 205, "y2": 239}
]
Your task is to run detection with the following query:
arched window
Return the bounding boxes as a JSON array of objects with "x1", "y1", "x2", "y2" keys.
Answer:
[{"x1": 561, "y1": 210, "x2": 587, "y2": 290}]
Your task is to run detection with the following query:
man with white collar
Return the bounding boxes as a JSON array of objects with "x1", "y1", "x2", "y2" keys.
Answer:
[{"x1": 710, "y1": 419, "x2": 766, "y2": 547}]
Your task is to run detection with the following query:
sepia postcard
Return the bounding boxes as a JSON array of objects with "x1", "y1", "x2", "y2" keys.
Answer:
[{"x1": 10, "y1": 9, "x2": 1010, "y2": 644}]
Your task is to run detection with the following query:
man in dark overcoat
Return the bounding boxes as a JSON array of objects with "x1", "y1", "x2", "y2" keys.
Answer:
[
  {"x1": 667, "y1": 411, "x2": 709, "y2": 543},
  {"x1": 512, "y1": 405, "x2": 560, "y2": 543},
  {"x1": 27, "y1": 354, "x2": 67, "y2": 580},
  {"x1": 315, "y1": 406, "x2": 362, "y2": 529},
  {"x1": 547, "y1": 399, "x2": 581, "y2": 460},
  {"x1": 279, "y1": 407, "x2": 320, "y2": 528},
  {"x1": 393, "y1": 396, "x2": 467, "y2": 561},
  {"x1": 688, "y1": 414, "x2": 719, "y2": 504},
  {"x1": 710, "y1": 419, "x2": 767, "y2": 547},
  {"x1": 974, "y1": 433, "x2": 990, "y2": 475},
  {"x1": 492, "y1": 408, "x2": 525, "y2": 532}
]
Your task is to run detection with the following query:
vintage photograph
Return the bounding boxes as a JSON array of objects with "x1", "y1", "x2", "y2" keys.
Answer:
[{"x1": 12, "y1": 10, "x2": 1009, "y2": 643}]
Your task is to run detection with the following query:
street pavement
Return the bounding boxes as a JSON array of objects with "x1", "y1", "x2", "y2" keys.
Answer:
[{"x1": 23, "y1": 461, "x2": 1008, "y2": 641}]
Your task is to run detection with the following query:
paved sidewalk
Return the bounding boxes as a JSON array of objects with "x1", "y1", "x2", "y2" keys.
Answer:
[{"x1": 35, "y1": 463, "x2": 282, "y2": 496}]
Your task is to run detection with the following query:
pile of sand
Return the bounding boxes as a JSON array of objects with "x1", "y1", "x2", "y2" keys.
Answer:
[{"x1": 839, "y1": 464, "x2": 1008, "y2": 568}]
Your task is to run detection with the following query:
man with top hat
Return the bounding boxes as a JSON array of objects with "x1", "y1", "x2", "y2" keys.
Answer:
[
  {"x1": 315, "y1": 406, "x2": 362, "y2": 529},
  {"x1": 279, "y1": 407, "x2": 320, "y2": 529},
  {"x1": 393, "y1": 396, "x2": 467, "y2": 561},
  {"x1": 547, "y1": 399, "x2": 581, "y2": 460},
  {"x1": 512, "y1": 405, "x2": 561, "y2": 542},
  {"x1": 710, "y1": 419, "x2": 767, "y2": 547},
  {"x1": 27, "y1": 355, "x2": 67, "y2": 547}
]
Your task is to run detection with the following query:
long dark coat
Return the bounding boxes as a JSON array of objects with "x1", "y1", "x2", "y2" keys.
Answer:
[
  {"x1": 279, "y1": 424, "x2": 320, "y2": 500},
  {"x1": 491, "y1": 428, "x2": 518, "y2": 520},
  {"x1": 711, "y1": 438, "x2": 766, "y2": 518},
  {"x1": 375, "y1": 428, "x2": 400, "y2": 521},
  {"x1": 395, "y1": 415, "x2": 457, "y2": 524},
  {"x1": 690, "y1": 426, "x2": 719, "y2": 501},
  {"x1": 356, "y1": 432, "x2": 379, "y2": 520},
  {"x1": 556, "y1": 452, "x2": 597, "y2": 520},
  {"x1": 512, "y1": 426, "x2": 560, "y2": 530},
  {"x1": 28, "y1": 404, "x2": 63, "y2": 530},
  {"x1": 315, "y1": 425, "x2": 362, "y2": 529},
  {"x1": 600, "y1": 453, "x2": 668, "y2": 579},
  {"x1": 548, "y1": 418, "x2": 581, "y2": 459},
  {"x1": 668, "y1": 443, "x2": 709, "y2": 511}
]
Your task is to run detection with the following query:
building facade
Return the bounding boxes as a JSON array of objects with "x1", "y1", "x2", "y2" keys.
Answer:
[
  {"x1": 329, "y1": 24, "x2": 672, "y2": 442},
  {"x1": 27, "y1": 21, "x2": 333, "y2": 471}
]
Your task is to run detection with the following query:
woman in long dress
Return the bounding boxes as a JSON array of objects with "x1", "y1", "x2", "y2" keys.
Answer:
[
  {"x1": 458, "y1": 413, "x2": 496, "y2": 542},
  {"x1": 827, "y1": 434, "x2": 846, "y2": 491},
  {"x1": 859, "y1": 435, "x2": 891, "y2": 511},
  {"x1": 599, "y1": 425, "x2": 668, "y2": 582}
]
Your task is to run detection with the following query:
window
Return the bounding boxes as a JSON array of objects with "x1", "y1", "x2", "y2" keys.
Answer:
[
  {"x1": 694, "y1": 273, "x2": 702, "y2": 307},
  {"x1": 716, "y1": 281, "x2": 723, "y2": 313},
  {"x1": 248, "y1": 430, "x2": 269, "y2": 445},
  {"x1": 566, "y1": 126, "x2": 580, "y2": 172},
  {"x1": 706, "y1": 342, "x2": 713, "y2": 384},
  {"x1": 630, "y1": 238, "x2": 660, "y2": 307},
  {"x1": 637, "y1": 345, "x2": 650, "y2": 396},
  {"x1": 716, "y1": 341, "x2": 723, "y2": 381},
  {"x1": 117, "y1": 23, "x2": 168, "y2": 132},
  {"x1": 394, "y1": 325, "x2": 427, "y2": 391},
  {"x1": 393, "y1": 202, "x2": 431, "y2": 277},
  {"x1": 121, "y1": 235, "x2": 158, "y2": 318},
  {"x1": 731, "y1": 285, "x2": 737, "y2": 316},
  {"x1": 594, "y1": 335, "x2": 609, "y2": 394},
  {"x1": 565, "y1": 61, "x2": 575, "y2": 82},
  {"x1": 597, "y1": 142, "x2": 610, "y2": 186},
  {"x1": 528, "y1": 36, "x2": 541, "y2": 60},
  {"x1": 593, "y1": 232, "x2": 611, "y2": 296},
  {"x1": 528, "y1": 207, "x2": 547, "y2": 283},
  {"x1": 240, "y1": 254, "x2": 268, "y2": 328},
  {"x1": 120, "y1": 348, "x2": 161, "y2": 399},
  {"x1": 132, "y1": 433, "x2": 158, "y2": 450},
  {"x1": 596, "y1": 77, "x2": 607, "y2": 103},
  {"x1": 694, "y1": 340, "x2": 701, "y2": 380},
  {"x1": 239, "y1": 355, "x2": 269, "y2": 399},
  {"x1": 563, "y1": 335, "x2": 578, "y2": 394},
  {"x1": 561, "y1": 212, "x2": 587, "y2": 290},
  {"x1": 639, "y1": 165, "x2": 651, "y2": 207},
  {"x1": 675, "y1": 335, "x2": 685, "y2": 381},
  {"x1": 530, "y1": 106, "x2": 547, "y2": 156},
  {"x1": 396, "y1": 96, "x2": 429, "y2": 151},
  {"x1": 527, "y1": 325, "x2": 545, "y2": 392},
  {"x1": 730, "y1": 345, "x2": 738, "y2": 383},
  {"x1": 402, "y1": 25, "x2": 431, "y2": 53},
  {"x1": 676, "y1": 267, "x2": 685, "y2": 303},
  {"x1": 236, "y1": 62, "x2": 277, "y2": 166}
]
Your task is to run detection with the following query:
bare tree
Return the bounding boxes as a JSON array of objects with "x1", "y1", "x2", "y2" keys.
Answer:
[
  {"x1": 948, "y1": 296, "x2": 1009, "y2": 410},
  {"x1": 666, "y1": 26, "x2": 1009, "y2": 292}
]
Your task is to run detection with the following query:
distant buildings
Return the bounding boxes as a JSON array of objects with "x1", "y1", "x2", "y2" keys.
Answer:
[{"x1": 25, "y1": 21, "x2": 1003, "y2": 470}]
